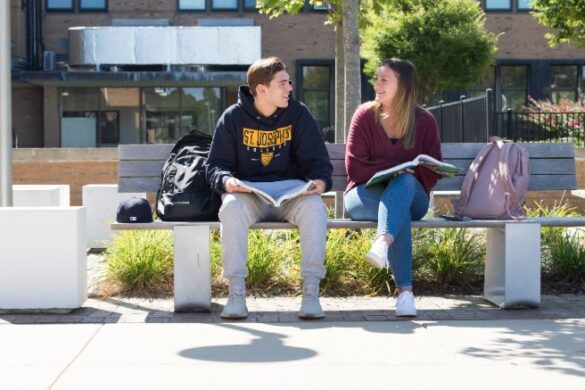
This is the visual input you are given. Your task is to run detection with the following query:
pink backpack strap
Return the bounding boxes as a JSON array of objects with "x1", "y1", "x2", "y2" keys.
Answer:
[{"x1": 457, "y1": 140, "x2": 499, "y2": 209}]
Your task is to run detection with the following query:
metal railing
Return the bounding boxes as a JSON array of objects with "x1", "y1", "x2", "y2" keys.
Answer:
[
  {"x1": 427, "y1": 89, "x2": 493, "y2": 142},
  {"x1": 493, "y1": 110, "x2": 585, "y2": 145}
]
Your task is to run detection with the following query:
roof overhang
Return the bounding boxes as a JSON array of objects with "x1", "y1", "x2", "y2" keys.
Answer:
[{"x1": 18, "y1": 70, "x2": 247, "y2": 87}]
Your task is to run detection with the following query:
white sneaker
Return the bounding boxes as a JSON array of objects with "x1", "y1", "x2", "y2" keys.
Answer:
[
  {"x1": 221, "y1": 278, "x2": 248, "y2": 319},
  {"x1": 298, "y1": 277, "x2": 325, "y2": 319},
  {"x1": 365, "y1": 238, "x2": 389, "y2": 270},
  {"x1": 395, "y1": 290, "x2": 417, "y2": 317}
]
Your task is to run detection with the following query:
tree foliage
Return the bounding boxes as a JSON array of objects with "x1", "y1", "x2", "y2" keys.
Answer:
[
  {"x1": 531, "y1": 0, "x2": 585, "y2": 49},
  {"x1": 361, "y1": 0, "x2": 498, "y2": 105},
  {"x1": 257, "y1": 0, "x2": 342, "y2": 24}
]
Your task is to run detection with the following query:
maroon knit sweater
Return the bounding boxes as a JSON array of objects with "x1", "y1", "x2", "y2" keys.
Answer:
[{"x1": 345, "y1": 103, "x2": 442, "y2": 195}]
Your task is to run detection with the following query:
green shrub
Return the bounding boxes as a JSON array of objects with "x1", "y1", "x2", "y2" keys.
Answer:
[
  {"x1": 523, "y1": 201, "x2": 585, "y2": 285},
  {"x1": 321, "y1": 228, "x2": 394, "y2": 296},
  {"x1": 525, "y1": 199, "x2": 582, "y2": 245},
  {"x1": 246, "y1": 229, "x2": 301, "y2": 295},
  {"x1": 101, "y1": 230, "x2": 174, "y2": 296},
  {"x1": 543, "y1": 231, "x2": 585, "y2": 283},
  {"x1": 415, "y1": 228, "x2": 485, "y2": 286},
  {"x1": 102, "y1": 200, "x2": 585, "y2": 296}
]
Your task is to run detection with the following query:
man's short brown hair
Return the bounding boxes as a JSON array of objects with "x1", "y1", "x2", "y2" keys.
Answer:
[{"x1": 247, "y1": 57, "x2": 287, "y2": 96}]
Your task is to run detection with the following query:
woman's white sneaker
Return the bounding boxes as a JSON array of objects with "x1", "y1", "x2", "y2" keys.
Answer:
[
  {"x1": 395, "y1": 290, "x2": 417, "y2": 317},
  {"x1": 365, "y1": 238, "x2": 389, "y2": 270}
]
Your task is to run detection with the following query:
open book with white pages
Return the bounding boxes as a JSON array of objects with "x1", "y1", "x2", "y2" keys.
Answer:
[
  {"x1": 240, "y1": 179, "x2": 314, "y2": 207},
  {"x1": 365, "y1": 154, "x2": 461, "y2": 187}
]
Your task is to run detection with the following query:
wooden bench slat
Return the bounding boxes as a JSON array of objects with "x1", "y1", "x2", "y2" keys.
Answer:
[
  {"x1": 118, "y1": 156, "x2": 575, "y2": 179},
  {"x1": 119, "y1": 178, "x2": 161, "y2": 193},
  {"x1": 118, "y1": 161, "x2": 165, "y2": 177},
  {"x1": 118, "y1": 142, "x2": 575, "y2": 162},
  {"x1": 434, "y1": 174, "x2": 577, "y2": 191},
  {"x1": 119, "y1": 144, "x2": 174, "y2": 160},
  {"x1": 325, "y1": 143, "x2": 346, "y2": 159},
  {"x1": 440, "y1": 142, "x2": 575, "y2": 159}
]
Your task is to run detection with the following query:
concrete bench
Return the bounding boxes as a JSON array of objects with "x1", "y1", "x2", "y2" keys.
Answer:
[{"x1": 112, "y1": 142, "x2": 585, "y2": 311}]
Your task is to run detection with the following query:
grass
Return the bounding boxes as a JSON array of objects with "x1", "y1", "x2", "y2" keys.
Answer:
[
  {"x1": 99, "y1": 230, "x2": 174, "y2": 296},
  {"x1": 544, "y1": 231, "x2": 585, "y2": 284},
  {"x1": 415, "y1": 228, "x2": 485, "y2": 287},
  {"x1": 322, "y1": 228, "x2": 394, "y2": 296},
  {"x1": 526, "y1": 200, "x2": 585, "y2": 286}
]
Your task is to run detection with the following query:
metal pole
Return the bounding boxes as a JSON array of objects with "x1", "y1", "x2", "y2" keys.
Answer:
[
  {"x1": 506, "y1": 108, "x2": 513, "y2": 140},
  {"x1": 0, "y1": 0, "x2": 14, "y2": 206},
  {"x1": 460, "y1": 95, "x2": 466, "y2": 142},
  {"x1": 485, "y1": 88, "x2": 493, "y2": 141}
]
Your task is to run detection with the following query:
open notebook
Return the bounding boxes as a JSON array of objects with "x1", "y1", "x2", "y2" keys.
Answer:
[
  {"x1": 366, "y1": 154, "x2": 461, "y2": 187},
  {"x1": 240, "y1": 179, "x2": 314, "y2": 207}
]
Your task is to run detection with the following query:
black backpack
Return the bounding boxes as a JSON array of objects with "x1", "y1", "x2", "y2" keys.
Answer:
[{"x1": 156, "y1": 129, "x2": 221, "y2": 221}]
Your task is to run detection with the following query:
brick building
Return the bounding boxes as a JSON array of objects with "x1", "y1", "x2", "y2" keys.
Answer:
[{"x1": 7, "y1": 0, "x2": 585, "y2": 205}]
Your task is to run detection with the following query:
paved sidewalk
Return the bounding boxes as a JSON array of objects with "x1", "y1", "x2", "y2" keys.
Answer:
[
  {"x1": 2, "y1": 295, "x2": 585, "y2": 389},
  {"x1": 2, "y1": 250, "x2": 585, "y2": 389},
  {"x1": 2, "y1": 294, "x2": 585, "y2": 324}
]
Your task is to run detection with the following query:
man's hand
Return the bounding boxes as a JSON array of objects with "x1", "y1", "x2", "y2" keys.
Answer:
[
  {"x1": 304, "y1": 179, "x2": 326, "y2": 195},
  {"x1": 224, "y1": 177, "x2": 252, "y2": 193}
]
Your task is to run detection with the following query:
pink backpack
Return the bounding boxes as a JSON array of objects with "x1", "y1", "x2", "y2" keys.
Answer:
[{"x1": 452, "y1": 137, "x2": 529, "y2": 220}]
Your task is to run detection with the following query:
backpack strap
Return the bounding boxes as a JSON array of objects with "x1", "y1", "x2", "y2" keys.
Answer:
[
  {"x1": 457, "y1": 140, "x2": 499, "y2": 211},
  {"x1": 499, "y1": 142, "x2": 528, "y2": 219}
]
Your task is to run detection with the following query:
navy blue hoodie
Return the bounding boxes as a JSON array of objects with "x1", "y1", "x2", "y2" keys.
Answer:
[{"x1": 206, "y1": 86, "x2": 333, "y2": 194}]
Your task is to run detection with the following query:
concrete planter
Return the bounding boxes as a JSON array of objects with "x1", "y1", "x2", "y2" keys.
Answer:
[
  {"x1": 13, "y1": 184, "x2": 70, "y2": 206},
  {"x1": 0, "y1": 207, "x2": 86, "y2": 310}
]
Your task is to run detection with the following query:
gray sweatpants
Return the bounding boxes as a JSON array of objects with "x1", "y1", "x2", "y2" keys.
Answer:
[{"x1": 218, "y1": 192, "x2": 327, "y2": 279}]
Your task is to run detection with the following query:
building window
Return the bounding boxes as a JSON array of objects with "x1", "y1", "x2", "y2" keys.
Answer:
[
  {"x1": 465, "y1": 67, "x2": 495, "y2": 98},
  {"x1": 485, "y1": 0, "x2": 511, "y2": 10},
  {"x1": 212, "y1": 0, "x2": 238, "y2": 10},
  {"x1": 99, "y1": 88, "x2": 140, "y2": 145},
  {"x1": 144, "y1": 87, "x2": 222, "y2": 144},
  {"x1": 178, "y1": 0, "x2": 206, "y2": 11},
  {"x1": 297, "y1": 63, "x2": 333, "y2": 141},
  {"x1": 79, "y1": 0, "x2": 107, "y2": 11},
  {"x1": 46, "y1": 0, "x2": 74, "y2": 11},
  {"x1": 59, "y1": 87, "x2": 223, "y2": 146},
  {"x1": 144, "y1": 88, "x2": 182, "y2": 144},
  {"x1": 181, "y1": 88, "x2": 222, "y2": 137},
  {"x1": 499, "y1": 65, "x2": 528, "y2": 110},
  {"x1": 60, "y1": 88, "x2": 99, "y2": 147},
  {"x1": 550, "y1": 65, "x2": 578, "y2": 103},
  {"x1": 243, "y1": 0, "x2": 257, "y2": 10},
  {"x1": 517, "y1": 0, "x2": 532, "y2": 10}
]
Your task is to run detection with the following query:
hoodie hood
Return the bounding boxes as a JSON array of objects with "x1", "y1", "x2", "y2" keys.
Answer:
[{"x1": 237, "y1": 85, "x2": 290, "y2": 126}]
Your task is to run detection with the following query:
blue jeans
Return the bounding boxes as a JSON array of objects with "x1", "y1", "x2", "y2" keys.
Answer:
[{"x1": 344, "y1": 174, "x2": 429, "y2": 289}]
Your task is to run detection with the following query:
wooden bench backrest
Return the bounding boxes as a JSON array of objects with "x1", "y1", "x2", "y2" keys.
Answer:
[{"x1": 118, "y1": 142, "x2": 577, "y2": 193}]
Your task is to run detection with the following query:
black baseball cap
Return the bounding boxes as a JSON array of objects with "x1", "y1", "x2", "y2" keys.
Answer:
[{"x1": 116, "y1": 197, "x2": 153, "y2": 223}]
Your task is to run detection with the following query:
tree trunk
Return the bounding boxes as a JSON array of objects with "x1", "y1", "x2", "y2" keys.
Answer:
[
  {"x1": 334, "y1": 23, "x2": 345, "y2": 218},
  {"x1": 334, "y1": 23, "x2": 345, "y2": 144},
  {"x1": 342, "y1": 0, "x2": 361, "y2": 141}
]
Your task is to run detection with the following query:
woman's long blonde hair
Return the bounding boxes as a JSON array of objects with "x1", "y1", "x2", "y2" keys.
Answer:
[{"x1": 374, "y1": 58, "x2": 417, "y2": 149}]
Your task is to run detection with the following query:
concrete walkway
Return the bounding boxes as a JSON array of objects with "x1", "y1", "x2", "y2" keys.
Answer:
[{"x1": 1, "y1": 295, "x2": 585, "y2": 389}]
